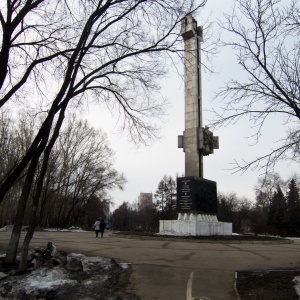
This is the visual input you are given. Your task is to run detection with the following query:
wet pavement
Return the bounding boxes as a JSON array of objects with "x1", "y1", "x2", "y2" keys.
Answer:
[{"x1": 0, "y1": 231, "x2": 300, "y2": 300}]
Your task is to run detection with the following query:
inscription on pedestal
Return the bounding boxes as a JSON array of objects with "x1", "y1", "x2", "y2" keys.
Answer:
[
  {"x1": 177, "y1": 176, "x2": 217, "y2": 214},
  {"x1": 178, "y1": 179, "x2": 193, "y2": 210}
]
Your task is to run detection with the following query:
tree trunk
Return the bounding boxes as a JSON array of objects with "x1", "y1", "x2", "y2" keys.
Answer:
[
  {"x1": 18, "y1": 223, "x2": 35, "y2": 272},
  {"x1": 19, "y1": 106, "x2": 66, "y2": 271},
  {"x1": 4, "y1": 159, "x2": 40, "y2": 264},
  {"x1": 4, "y1": 118, "x2": 53, "y2": 264}
]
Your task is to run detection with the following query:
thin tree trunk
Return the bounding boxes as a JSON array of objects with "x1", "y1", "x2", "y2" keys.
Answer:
[
  {"x1": 4, "y1": 118, "x2": 53, "y2": 264},
  {"x1": 19, "y1": 105, "x2": 66, "y2": 271},
  {"x1": 4, "y1": 155, "x2": 41, "y2": 264}
]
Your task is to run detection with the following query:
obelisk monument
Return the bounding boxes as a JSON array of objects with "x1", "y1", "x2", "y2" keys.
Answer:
[
  {"x1": 159, "y1": 14, "x2": 232, "y2": 236},
  {"x1": 177, "y1": 14, "x2": 219, "y2": 215},
  {"x1": 179, "y1": 14, "x2": 204, "y2": 178}
]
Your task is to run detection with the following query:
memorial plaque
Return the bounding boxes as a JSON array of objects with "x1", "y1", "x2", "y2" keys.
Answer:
[
  {"x1": 177, "y1": 178, "x2": 194, "y2": 210},
  {"x1": 177, "y1": 176, "x2": 217, "y2": 214}
]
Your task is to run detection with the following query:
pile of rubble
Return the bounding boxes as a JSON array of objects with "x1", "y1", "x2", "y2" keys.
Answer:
[{"x1": 0, "y1": 243, "x2": 140, "y2": 300}]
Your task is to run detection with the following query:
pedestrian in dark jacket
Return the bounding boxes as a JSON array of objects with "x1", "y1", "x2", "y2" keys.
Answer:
[{"x1": 99, "y1": 219, "x2": 106, "y2": 238}]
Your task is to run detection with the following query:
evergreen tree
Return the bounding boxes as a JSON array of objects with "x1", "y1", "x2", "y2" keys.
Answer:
[
  {"x1": 164, "y1": 176, "x2": 176, "y2": 212},
  {"x1": 112, "y1": 202, "x2": 132, "y2": 230},
  {"x1": 154, "y1": 180, "x2": 166, "y2": 213},
  {"x1": 154, "y1": 175, "x2": 177, "y2": 219},
  {"x1": 254, "y1": 190, "x2": 269, "y2": 226},
  {"x1": 286, "y1": 179, "x2": 300, "y2": 236},
  {"x1": 268, "y1": 185, "x2": 287, "y2": 233}
]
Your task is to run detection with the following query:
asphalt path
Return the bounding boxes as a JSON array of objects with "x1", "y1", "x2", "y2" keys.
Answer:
[{"x1": 1, "y1": 231, "x2": 300, "y2": 300}]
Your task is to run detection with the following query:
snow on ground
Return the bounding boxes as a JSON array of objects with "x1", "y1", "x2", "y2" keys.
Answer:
[
  {"x1": 0, "y1": 246, "x2": 137, "y2": 300},
  {"x1": 42, "y1": 227, "x2": 87, "y2": 232},
  {"x1": 0, "y1": 225, "x2": 87, "y2": 232},
  {"x1": 293, "y1": 276, "x2": 300, "y2": 296},
  {"x1": 22, "y1": 267, "x2": 76, "y2": 292}
]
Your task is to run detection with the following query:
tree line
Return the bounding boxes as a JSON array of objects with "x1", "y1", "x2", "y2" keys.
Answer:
[
  {"x1": 112, "y1": 175, "x2": 177, "y2": 231},
  {"x1": 112, "y1": 173, "x2": 300, "y2": 237},
  {"x1": 0, "y1": 111, "x2": 125, "y2": 229}
]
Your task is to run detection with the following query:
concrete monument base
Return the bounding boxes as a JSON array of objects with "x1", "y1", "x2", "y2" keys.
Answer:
[{"x1": 159, "y1": 213, "x2": 232, "y2": 236}]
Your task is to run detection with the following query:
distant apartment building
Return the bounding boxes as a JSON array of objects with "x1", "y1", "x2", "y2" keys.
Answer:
[{"x1": 138, "y1": 193, "x2": 153, "y2": 209}]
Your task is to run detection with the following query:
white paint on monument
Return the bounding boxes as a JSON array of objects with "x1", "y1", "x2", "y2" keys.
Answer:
[{"x1": 159, "y1": 14, "x2": 232, "y2": 236}]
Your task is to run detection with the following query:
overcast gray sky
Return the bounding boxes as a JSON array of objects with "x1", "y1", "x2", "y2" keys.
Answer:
[{"x1": 87, "y1": 0, "x2": 298, "y2": 209}]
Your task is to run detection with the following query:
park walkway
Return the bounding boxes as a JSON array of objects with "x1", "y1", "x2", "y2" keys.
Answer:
[{"x1": 0, "y1": 231, "x2": 299, "y2": 300}]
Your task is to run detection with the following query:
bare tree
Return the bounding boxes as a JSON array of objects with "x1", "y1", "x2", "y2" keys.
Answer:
[
  {"x1": 211, "y1": 0, "x2": 300, "y2": 173},
  {"x1": 0, "y1": 111, "x2": 35, "y2": 226},
  {"x1": 254, "y1": 172, "x2": 285, "y2": 204},
  {"x1": 18, "y1": 115, "x2": 125, "y2": 270},
  {"x1": 45, "y1": 116, "x2": 125, "y2": 228},
  {"x1": 0, "y1": 0, "x2": 207, "y2": 266},
  {"x1": 217, "y1": 192, "x2": 254, "y2": 233},
  {"x1": 0, "y1": 112, "x2": 22, "y2": 226}
]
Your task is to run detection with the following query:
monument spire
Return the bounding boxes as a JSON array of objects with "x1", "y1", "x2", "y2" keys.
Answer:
[
  {"x1": 159, "y1": 15, "x2": 232, "y2": 237},
  {"x1": 178, "y1": 15, "x2": 218, "y2": 178}
]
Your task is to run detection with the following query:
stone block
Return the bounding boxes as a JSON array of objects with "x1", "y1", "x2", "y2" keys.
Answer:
[
  {"x1": 159, "y1": 218, "x2": 232, "y2": 236},
  {"x1": 177, "y1": 176, "x2": 217, "y2": 214}
]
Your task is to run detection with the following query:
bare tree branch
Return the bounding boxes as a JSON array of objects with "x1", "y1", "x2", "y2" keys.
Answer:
[{"x1": 210, "y1": 0, "x2": 300, "y2": 174}]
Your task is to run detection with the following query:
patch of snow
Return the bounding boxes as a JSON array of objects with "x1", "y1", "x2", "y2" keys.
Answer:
[
  {"x1": 0, "y1": 249, "x2": 136, "y2": 300},
  {"x1": 118, "y1": 263, "x2": 131, "y2": 269},
  {"x1": 68, "y1": 253, "x2": 85, "y2": 259},
  {"x1": 0, "y1": 226, "x2": 88, "y2": 232},
  {"x1": 293, "y1": 275, "x2": 300, "y2": 296},
  {"x1": 0, "y1": 225, "x2": 13, "y2": 232},
  {"x1": 157, "y1": 232, "x2": 196, "y2": 236},
  {"x1": 0, "y1": 272, "x2": 8, "y2": 280},
  {"x1": 50, "y1": 243, "x2": 57, "y2": 256},
  {"x1": 43, "y1": 228, "x2": 87, "y2": 232},
  {"x1": 70, "y1": 254, "x2": 112, "y2": 273},
  {"x1": 11, "y1": 267, "x2": 76, "y2": 296},
  {"x1": 0, "y1": 225, "x2": 28, "y2": 232}
]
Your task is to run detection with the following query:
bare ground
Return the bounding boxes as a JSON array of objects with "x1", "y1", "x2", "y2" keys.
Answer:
[{"x1": 236, "y1": 269, "x2": 300, "y2": 300}]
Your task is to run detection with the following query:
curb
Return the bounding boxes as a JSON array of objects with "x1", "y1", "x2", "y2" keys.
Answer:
[
  {"x1": 234, "y1": 272, "x2": 241, "y2": 300},
  {"x1": 111, "y1": 234, "x2": 294, "y2": 244}
]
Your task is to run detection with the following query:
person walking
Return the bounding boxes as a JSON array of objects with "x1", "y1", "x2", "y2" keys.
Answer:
[
  {"x1": 93, "y1": 219, "x2": 101, "y2": 237},
  {"x1": 99, "y1": 219, "x2": 106, "y2": 238}
]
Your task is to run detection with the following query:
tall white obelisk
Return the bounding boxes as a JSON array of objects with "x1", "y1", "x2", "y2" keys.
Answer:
[
  {"x1": 179, "y1": 15, "x2": 218, "y2": 178},
  {"x1": 159, "y1": 15, "x2": 232, "y2": 236}
]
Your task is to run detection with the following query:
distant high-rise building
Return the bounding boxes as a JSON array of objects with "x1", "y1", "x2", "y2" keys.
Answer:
[{"x1": 138, "y1": 193, "x2": 153, "y2": 209}]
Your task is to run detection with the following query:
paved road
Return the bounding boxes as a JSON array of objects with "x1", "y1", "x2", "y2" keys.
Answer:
[{"x1": 1, "y1": 232, "x2": 300, "y2": 300}]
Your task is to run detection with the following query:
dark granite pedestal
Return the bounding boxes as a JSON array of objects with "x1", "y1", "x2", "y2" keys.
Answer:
[{"x1": 177, "y1": 176, "x2": 217, "y2": 214}]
